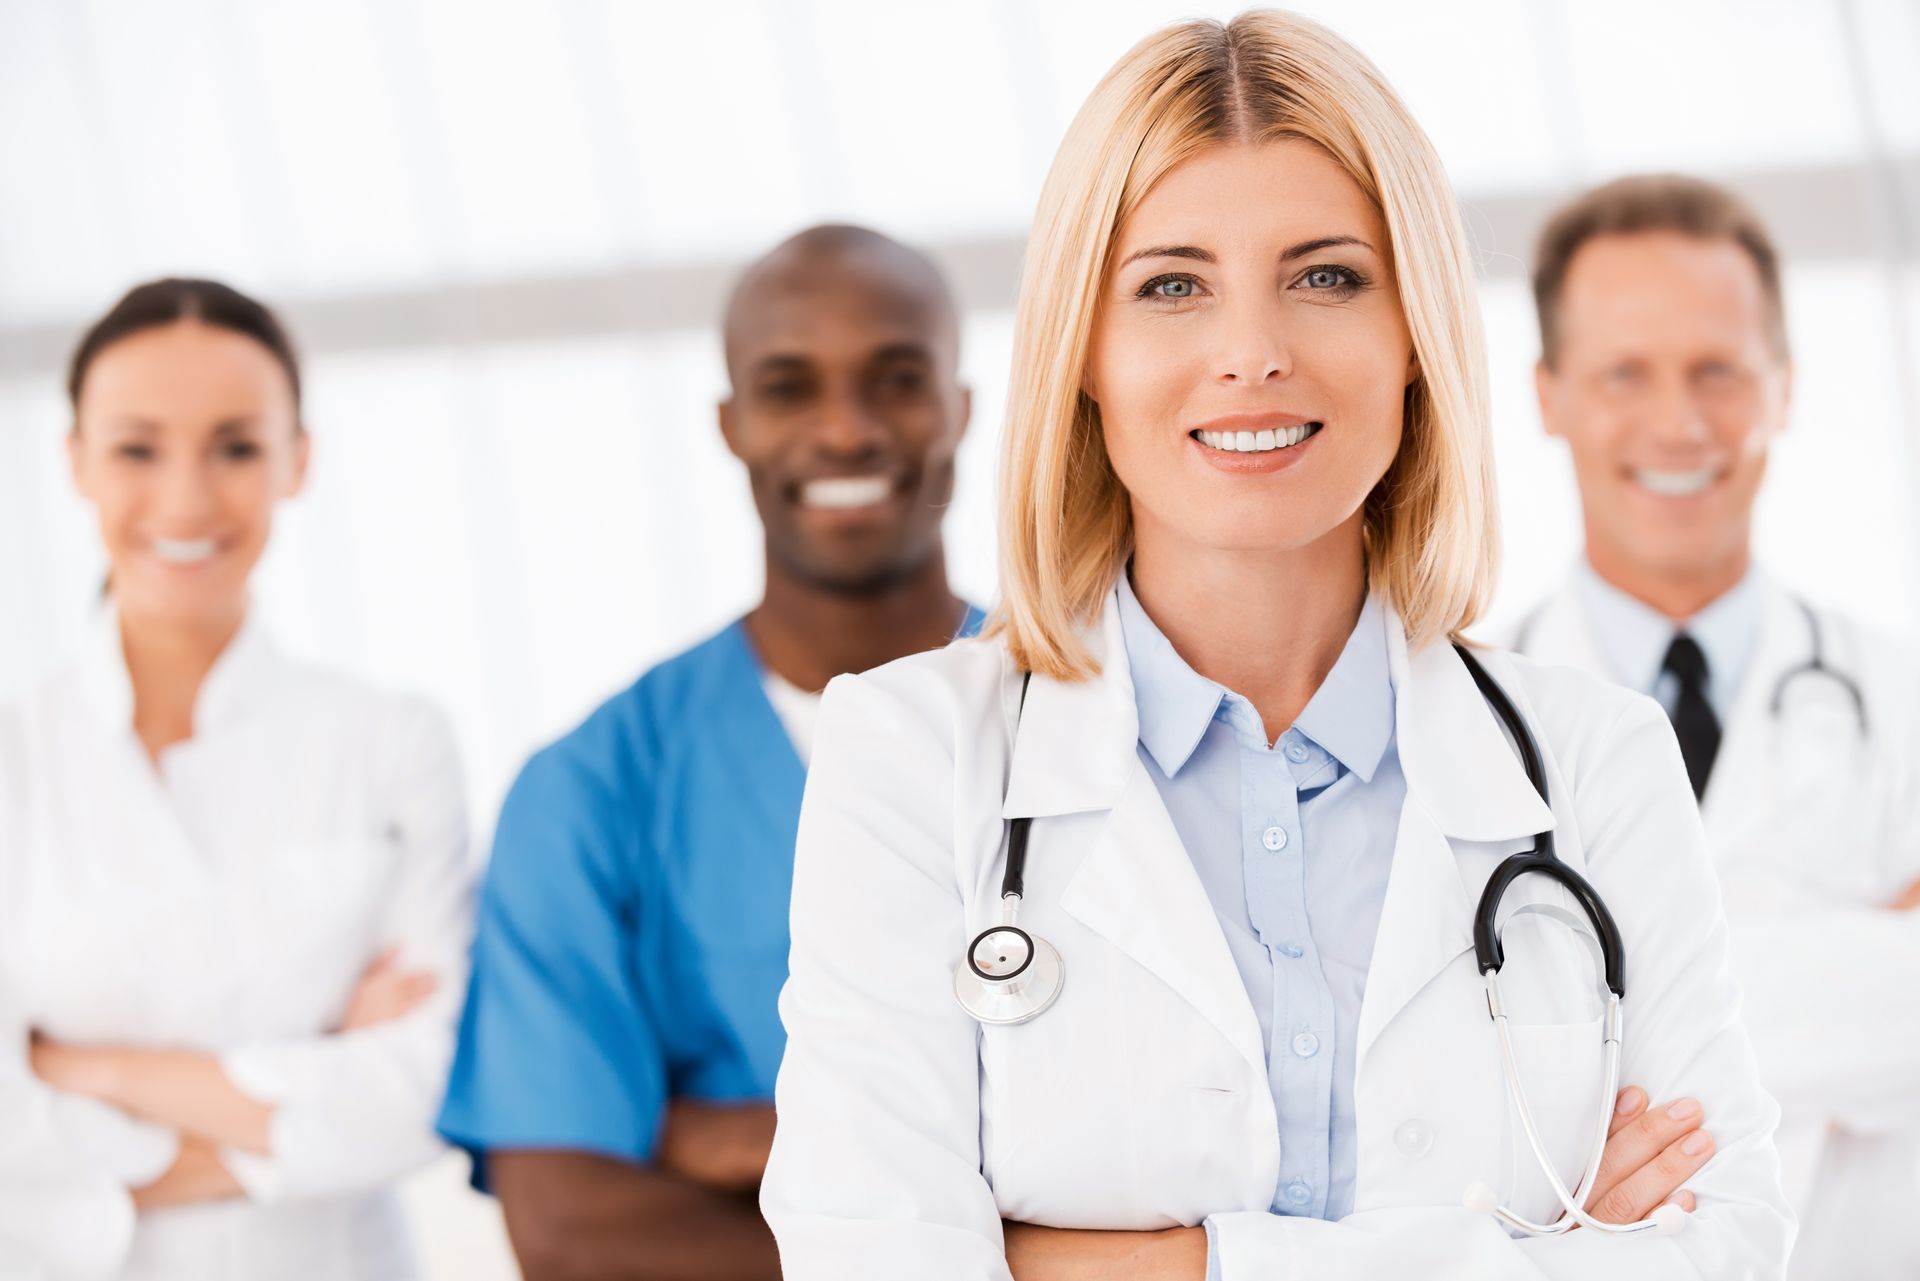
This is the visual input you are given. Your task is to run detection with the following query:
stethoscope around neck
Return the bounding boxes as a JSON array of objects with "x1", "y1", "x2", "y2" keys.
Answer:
[
  {"x1": 955, "y1": 654, "x2": 1686, "y2": 1237},
  {"x1": 951, "y1": 674, "x2": 1065, "y2": 1026}
]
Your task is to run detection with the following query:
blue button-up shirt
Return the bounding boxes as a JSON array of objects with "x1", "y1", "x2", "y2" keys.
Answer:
[
  {"x1": 1572, "y1": 559, "x2": 1761, "y2": 723},
  {"x1": 1116, "y1": 576, "x2": 1404, "y2": 1244}
]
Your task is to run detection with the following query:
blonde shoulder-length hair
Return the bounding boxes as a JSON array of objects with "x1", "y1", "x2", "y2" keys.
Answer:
[{"x1": 989, "y1": 9, "x2": 1497, "y2": 679}]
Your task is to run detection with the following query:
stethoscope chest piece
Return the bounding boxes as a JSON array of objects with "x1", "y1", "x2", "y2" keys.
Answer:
[{"x1": 953, "y1": 920, "x2": 1064, "y2": 1026}]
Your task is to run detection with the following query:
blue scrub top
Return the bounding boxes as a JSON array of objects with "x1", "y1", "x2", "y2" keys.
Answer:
[{"x1": 438, "y1": 609, "x2": 982, "y2": 1187}]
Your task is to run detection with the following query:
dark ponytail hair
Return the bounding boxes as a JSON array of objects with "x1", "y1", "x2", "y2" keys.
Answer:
[{"x1": 67, "y1": 277, "x2": 303, "y2": 417}]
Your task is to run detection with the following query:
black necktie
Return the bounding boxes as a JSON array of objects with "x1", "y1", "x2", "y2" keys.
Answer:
[{"x1": 1661, "y1": 633, "x2": 1720, "y2": 801}]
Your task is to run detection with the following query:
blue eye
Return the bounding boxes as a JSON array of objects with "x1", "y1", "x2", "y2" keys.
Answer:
[
  {"x1": 1298, "y1": 265, "x2": 1364, "y2": 295},
  {"x1": 1137, "y1": 273, "x2": 1201, "y2": 301}
]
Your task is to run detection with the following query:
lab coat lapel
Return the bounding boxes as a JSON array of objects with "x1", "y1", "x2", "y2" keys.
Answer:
[
  {"x1": 1002, "y1": 596, "x2": 1266, "y2": 1075},
  {"x1": 1056, "y1": 760, "x2": 1268, "y2": 1075},
  {"x1": 1512, "y1": 580, "x2": 1612, "y2": 677},
  {"x1": 1356, "y1": 617, "x2": 1556, "y2": 1069},
  {"x1": 1697, "y1": 581, "x2": 1796, "y2": 846}
]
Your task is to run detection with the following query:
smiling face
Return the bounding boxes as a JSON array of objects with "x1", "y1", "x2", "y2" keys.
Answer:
[
  {"x1": 1086, "y1": 139, "x2": 1414, "y2": 565},
  {"x1": 719, "y1": 236, "x2": 969, "y2": 596},
  {"x1": 68, "y1": 321, "x2": 307, "y2": 628},
  {"x1": 1538, "y1": 230, "x2": 1790, "y2": 596}
]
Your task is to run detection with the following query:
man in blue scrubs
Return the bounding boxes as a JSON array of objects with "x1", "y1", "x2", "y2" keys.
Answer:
[{"x1": 438, "y1": 224, "x2": 983, "y2": 1281}]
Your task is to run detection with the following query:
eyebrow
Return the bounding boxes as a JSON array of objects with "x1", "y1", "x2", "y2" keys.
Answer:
[{"x1": 1116, "y1": 234, "x2": 1376, "y2": 270}]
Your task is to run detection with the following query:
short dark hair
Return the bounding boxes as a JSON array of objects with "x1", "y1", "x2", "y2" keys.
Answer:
[
  {"x1": 67, "y1": 277, "x2": 303, "y2": 413},
  {"x1": 1532, "y1": 174, "x2": 1788, "y2": 367}
]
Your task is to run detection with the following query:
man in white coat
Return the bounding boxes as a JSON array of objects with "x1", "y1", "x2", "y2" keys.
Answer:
[{"x1": 1513, "y1": 172, "x2": 1920, "y2": 1278}]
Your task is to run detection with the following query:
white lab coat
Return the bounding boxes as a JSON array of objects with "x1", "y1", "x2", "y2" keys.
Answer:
[
  {"x1": 1512, "y1": 574, "x2": 1920, "y2": 1279},
  {"x1": 0, "y1": 611, "x2": 474, "y2": 1281},
  {"x1": 763, "y1": 591, "x2": 1793, "y2": 1280}
]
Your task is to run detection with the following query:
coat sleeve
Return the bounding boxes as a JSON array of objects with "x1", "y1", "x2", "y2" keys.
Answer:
[
  {"x1": 0, "y1": 983, "x2": 138, "y2": 1279},
  {"x1": 761, "y1": 671, "x2": 1015, "y2": 1281},
  {"x1": 1720, "y1": 640, "x2": 1920, "y2": 1136},
  {"x1": 1206, "y1": 695, "x2": 1795, "y2": 1279},
  {"x1": 1725, "y1": 908, "x2": 1920, "y2": 1133},
  {"x1": 216, "y1": 697, "x2": 475, "y2": 1204}
]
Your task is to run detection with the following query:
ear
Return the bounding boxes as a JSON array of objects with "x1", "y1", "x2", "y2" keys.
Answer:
[
  {"x1": 66, "y1": 427, "x2": 91, "y2": 499},
  {"x1": 1534, "y1": 360, "x2": 1563, "y2": 440},
  {"x1": 286, "y1": 427, "x2": 312, "y2": 499},
  {"x1": 716, "y1": 396, "x2": 747, "y2": 462},
  {"x1": 1404, "y1": 344, "x2": 1421, "y2": 388},
  {"x1": 954, "y1": 385, "x2": 973, "y2": 443}
]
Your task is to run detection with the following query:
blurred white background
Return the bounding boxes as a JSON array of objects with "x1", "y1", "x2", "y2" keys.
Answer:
[{"x1": 2, "y1": 1, "x2": 1916, "y2": 1276}]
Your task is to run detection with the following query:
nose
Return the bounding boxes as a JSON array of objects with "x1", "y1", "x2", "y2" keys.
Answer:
[
  {"x1": 152, "y1": 454, "x2": 218, "y2": 529},
  {"x1": 814, "y1": 387, "x2": 889, "y2": 458},
  {"x1": 1214, "y1": 296, "x2": 1293, "y2": 386},
  {"x1": 1642, "y1": 375, "x2": 1715, "y2": 452}
]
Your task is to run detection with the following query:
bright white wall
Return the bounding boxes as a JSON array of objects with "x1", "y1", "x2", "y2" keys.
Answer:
[{"x1": 1, "y1": 2, "x2": 1915, "y2": 1277}]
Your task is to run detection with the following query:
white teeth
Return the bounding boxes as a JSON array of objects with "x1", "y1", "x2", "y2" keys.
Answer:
[
  {"x1": 153, "y1": 538, "x2": 216, "y2": 564},
  {"x1": 1634, "y1": 467, "x2": 1717, "y2": 497},
  {"x1": 1195, "y1": 424, "x2": 1319, "y2": 453},
  {"x1": 800, "y1": 476, "x2": 892, "y2": 509}
]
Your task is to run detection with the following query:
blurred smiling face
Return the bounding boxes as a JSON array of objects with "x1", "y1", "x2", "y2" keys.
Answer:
[
  {"x1": 69, "y1": 321, "x2": 307, "y2": 627},
  {"x1": 720, "y1": 254, "x2": 969, "y2": 595},
  {"x1": 1538, "y1": 230, "x2": 1791, "y2": 588},
  {"x1": 1087, "y1": 138, "x2": 1414, "y2": 559}
]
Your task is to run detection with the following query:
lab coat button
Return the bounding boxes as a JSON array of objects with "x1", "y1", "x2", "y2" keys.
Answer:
[
  {"x1": 1284, "y1": 1179, "x2": 1312, "y2": 1206},
  {"x1": 1394, "y1": 1119, "x2": 1434, "y2": 1159},
  {"x1": 1290, "y1": 1032, "x2": 1320, "y2": 1058},
  {"x1": 1262, "y1": 826, "x2": 1288, "y2": 851}
]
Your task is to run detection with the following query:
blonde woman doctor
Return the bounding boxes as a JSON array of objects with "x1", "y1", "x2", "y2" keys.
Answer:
[
  {"x1": 0, "y1": 279, "x2": 473, "y2": 1280},
  {"x1": 762, "y1": 13, "x2": 1791, "y2": 1281}
]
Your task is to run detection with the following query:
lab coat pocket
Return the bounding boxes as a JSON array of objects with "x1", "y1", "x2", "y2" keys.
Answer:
[{"x1": 1498, "y1": 1015, "x2": 1608, "y2": 1226}]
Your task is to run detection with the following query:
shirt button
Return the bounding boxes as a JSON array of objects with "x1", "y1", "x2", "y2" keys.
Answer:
[
  {"x1": 1284, "y1": 1179, "x2": 1312, "y2": 1206},
  {"x1": 1291, "y1": 1032, "x2": 1320, "y2": 1058},
  {"x1": 1394, "y1": 1119, "x2": 1435, "y2": 1159},
  {"x1": 1285, "y1": 739, "x2": 1311, "y2": 763},
  {"x1": 1261, "y1": 826, "x2": 1288, "y2": 851},
  {"x1": 1277, "y1": 941, "x2": 1304, "y2": 959}
]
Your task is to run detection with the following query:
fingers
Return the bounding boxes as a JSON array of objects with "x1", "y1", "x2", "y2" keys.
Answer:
[
  {"x1": 360, "y1": 944, "x2": 401, "y2": 979},
  {"x1": 1890, "y1": 876, "x2": 1920, "y2": 912},
  {"x1": 1587, "y1": 1094, "x2": 1705, "y2": 1213},
  {"x1": 338, "y1": 966, "x2": 437, "y2": 1031},
  {"x1": 1587, "y1": 1102, "x2": 1716, "y2": 1225},
  {"x1": 1607, "y1": 1086, "x2": 1646, "y2": 1139}
]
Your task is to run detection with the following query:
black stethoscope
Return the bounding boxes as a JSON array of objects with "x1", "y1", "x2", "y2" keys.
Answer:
[
  {"x1": 1513, "y1": 593, "x2": 1869, "y2": 739},
  {"x1": 1771, "y1": 597, "x2": 1869, "y2": 736},
  {"x1": 955, "y1": 650, "x2": 1685, "y2": 1237}
]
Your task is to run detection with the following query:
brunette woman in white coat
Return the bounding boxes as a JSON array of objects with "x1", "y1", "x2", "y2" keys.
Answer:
[
  {"x1": 761, "y1": 12, "x2": 1792, "y2": 1281},
  {"x1": 0, "y1": 279, "x2": 474, "y2": 1279}
]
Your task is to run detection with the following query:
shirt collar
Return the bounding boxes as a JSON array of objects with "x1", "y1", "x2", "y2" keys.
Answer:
[
  {"x1": 1572, "y1": 559, "x2": 1764, "y2": 702},
  {"x1": 76, "y1": 603, "x2": 277, "y2": 737},
  {"x1": 1114, "y1": 572, "x2": 1394, "y2": 782}
]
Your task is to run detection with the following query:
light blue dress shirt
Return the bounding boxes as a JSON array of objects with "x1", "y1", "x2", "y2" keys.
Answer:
[
  {"x1": 1571, "y1": 560, "x2": 1762, "y2": 722},
  {"x1": 1114, "y1": 576, "x2": 1404, "y2": 1268}
]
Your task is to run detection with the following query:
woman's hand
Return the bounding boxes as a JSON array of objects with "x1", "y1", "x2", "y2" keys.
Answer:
[
  {"x1": 131, "y1": 1136, "x2": 245, "y2": 1211},
  {"x1": 1585, "y1": 1086, "x2": 1714, "y2": 1222},
  {"x1": 336, "y1": 945, "x2": 438, "y2": 1032},
  {"x1": 1002, "y1": 1221, "x2": 1206, "y2": 1281},
  {"x1": 27, "y1": 1031, "x2": 123, "y2": 1099}
]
